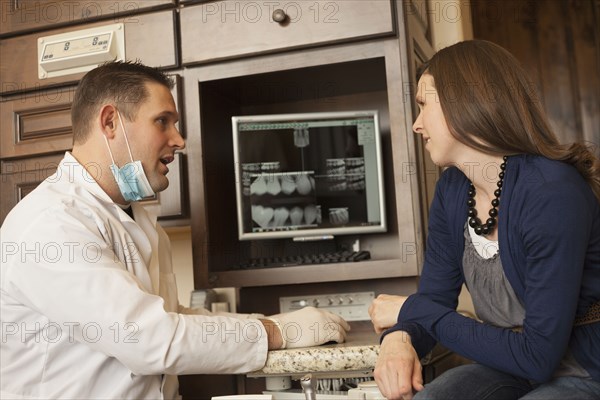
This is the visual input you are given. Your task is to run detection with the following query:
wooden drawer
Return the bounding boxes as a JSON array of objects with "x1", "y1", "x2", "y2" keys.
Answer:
[
  {"x1": 0, "y1": 154, "x2": 59, "y2": 223},
  {"x1": 0, "y1": 9, "x2": 178, "y2": 95},
  {"x1": 0, "y1": 86, "x2": 76, "y2": 159},
  {"x1": 0, "y1": 0, "x2": 175, "y2": 37},
  {"x1": 180, "y1": 0, "x2": 395, "y2": 64}
]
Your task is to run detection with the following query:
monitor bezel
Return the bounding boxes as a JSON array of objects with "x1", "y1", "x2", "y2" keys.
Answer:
[{"x1": 232, "y1": 110, "x2": 387, "y2": 241}]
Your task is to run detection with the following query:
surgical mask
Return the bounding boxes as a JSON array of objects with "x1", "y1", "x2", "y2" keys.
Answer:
[{"x1": 103, "y1": 111, "x2": 155, "y2": 202}]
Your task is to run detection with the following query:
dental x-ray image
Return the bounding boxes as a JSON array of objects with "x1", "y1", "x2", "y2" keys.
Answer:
[{"x1": 233, "y1": 111, "x2": 386, "y2": 240}]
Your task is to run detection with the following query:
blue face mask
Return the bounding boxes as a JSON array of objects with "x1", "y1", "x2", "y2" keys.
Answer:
[{"x1": 103, "y1": 111, "x2": 155, "y2": 202}]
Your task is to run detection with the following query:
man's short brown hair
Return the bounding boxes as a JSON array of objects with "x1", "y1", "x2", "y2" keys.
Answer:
[{"x1": 71, "y1": 61, "x2": 174, "y2": 144}]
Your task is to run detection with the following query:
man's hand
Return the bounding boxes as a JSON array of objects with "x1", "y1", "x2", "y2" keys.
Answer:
[
  {"x1": 374, "y1": 331, "x2": 424, "y2": 400},
  {"x1": 264, "y1": 307, "x2": 350, "y2": 349},
  {"x1": 369, "y1": 294, "x2": 408, "y2": 334}
]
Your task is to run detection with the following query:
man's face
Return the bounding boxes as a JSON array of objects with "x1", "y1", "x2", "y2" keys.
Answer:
[{"x1": 118, "y1": 82, "x2": 184, "y2": 193}]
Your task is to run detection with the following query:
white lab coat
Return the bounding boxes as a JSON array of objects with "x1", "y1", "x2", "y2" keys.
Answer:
[{"x1": 0, "y1": 153, "x2": 267, "y2": 399}]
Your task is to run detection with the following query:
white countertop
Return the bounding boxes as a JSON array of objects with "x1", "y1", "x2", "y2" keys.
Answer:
[{"x1": 250, "y1": 331, "x2": 380, "y2": 376}]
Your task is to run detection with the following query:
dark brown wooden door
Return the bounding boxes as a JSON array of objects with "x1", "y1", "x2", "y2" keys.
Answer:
[{"x1": 471, "y1": 0, "x2": 600, "y2": 155}]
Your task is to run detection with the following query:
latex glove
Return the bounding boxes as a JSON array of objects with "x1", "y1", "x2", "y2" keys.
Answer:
[
  {"x1": 374, "y1": 331, "x2": 424, "y2": 400},
  {"x1": 369, "y1": 294, "x2": 408, "y2": 334},
  {"x1": 267, "y1": 306, "x2": 351, "y2": 349}
]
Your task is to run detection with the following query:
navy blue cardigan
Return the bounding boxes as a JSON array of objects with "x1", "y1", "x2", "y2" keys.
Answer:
[{"x1": 387, "y1": 154, "x2": 600, "y2": 383}]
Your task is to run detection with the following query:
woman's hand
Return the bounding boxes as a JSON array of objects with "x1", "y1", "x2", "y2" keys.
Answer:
[
  {"x1": 369, "y1": 294, "x2": 408, "y2": 334},
  {"x1": 374, "y1": 331, "x2": 424, "y2": 400}
]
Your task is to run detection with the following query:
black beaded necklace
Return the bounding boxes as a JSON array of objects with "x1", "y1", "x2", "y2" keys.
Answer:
[{"x1": 467, "y1": 156, "x2": 508, "y2": 236}]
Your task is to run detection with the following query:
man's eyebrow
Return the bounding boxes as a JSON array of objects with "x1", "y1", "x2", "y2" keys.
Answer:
[{"x1": 156, "y1": 110, "x2": 179, "y2": 120}]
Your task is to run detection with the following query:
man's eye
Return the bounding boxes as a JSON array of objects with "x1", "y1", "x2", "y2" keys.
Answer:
[{"x1": 157, "y1": 118, "x2": 167, "y2": 125}]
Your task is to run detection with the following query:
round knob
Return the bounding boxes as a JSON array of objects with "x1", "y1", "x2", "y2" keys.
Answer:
[{"x1": 272, "y1": 9, "x2": 288, "y2": 23}]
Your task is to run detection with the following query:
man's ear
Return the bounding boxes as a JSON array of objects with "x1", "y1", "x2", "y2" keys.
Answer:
[{"x1": 99, "y1": 105, "x2": 118, "y2": 139}]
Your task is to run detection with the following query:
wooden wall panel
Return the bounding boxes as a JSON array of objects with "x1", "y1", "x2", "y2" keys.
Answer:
[{"x1": 471, "y1": 0, "x2": 600, "y2": 155}]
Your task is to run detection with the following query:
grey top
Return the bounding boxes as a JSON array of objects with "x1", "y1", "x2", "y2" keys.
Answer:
[{"x1": 462, "y1": 222, "x2": 590, "y2": 379}]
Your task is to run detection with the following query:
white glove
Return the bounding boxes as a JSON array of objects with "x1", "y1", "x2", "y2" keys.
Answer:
[{"x1": 267, "y1": 306, "x2": 351, "y2": 349}]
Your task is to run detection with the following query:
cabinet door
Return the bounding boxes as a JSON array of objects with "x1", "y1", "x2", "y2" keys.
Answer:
[
  {"x1": 0, "y1": 10, "x2": 178, "y2": 94},
  {"x1": 0, "y1": 154, "x2": 60, "y2": 222},
  {"x1": 180, "y1": 0, "x2": 395, "y2": 64},
  {"x1": 0, "y1": 0, "x2": 175, "y2": 36},
  {"x1": 0, "y1": 87, "x2": 76, "y2": 159}
]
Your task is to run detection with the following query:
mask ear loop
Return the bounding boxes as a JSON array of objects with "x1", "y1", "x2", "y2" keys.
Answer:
[
  {"x1": 103, "y1": 133, "x2": 117, "y2": 166},
  {"x1": 117, "y1": 110, "x2": 135, "y2": 163}
]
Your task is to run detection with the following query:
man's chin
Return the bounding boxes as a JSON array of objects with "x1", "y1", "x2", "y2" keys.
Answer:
[{"x1": 152, "y1": 179, "x2": 169, "y2": 194}]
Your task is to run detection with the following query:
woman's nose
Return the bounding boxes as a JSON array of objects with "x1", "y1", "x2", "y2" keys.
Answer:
[{"x1": 413, "y1": 113, "x2": 423, "y2": 135}]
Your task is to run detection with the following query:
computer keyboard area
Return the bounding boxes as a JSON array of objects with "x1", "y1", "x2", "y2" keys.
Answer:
[{"x1": 234, "y1": 250, "x2": 371, "y2": 270}]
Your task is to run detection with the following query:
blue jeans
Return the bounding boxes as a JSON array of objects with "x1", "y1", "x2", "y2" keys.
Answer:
[{"x1": 413, "y1": 364, "x2": 600, "y2": 400}]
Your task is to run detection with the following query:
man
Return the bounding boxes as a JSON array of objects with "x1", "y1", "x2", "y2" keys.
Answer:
[{"x1": 0, "y1": 61, "x2": 349, "y2": 399}]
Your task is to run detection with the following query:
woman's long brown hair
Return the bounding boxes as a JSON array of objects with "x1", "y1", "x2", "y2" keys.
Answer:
[{"x1": 420, "y1": 40, "x2": 600, "y2": 201}]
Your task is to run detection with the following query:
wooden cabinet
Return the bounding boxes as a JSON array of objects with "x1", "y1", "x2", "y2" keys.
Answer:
[
  {"x1": 181, "y1": 1, "x2": 434, "y2": 290},
  {"x1": 0, "y1": 9, "x2": 178, "y2": 95},
  {"x1": 180, "y1": 0, "x2": 396, "y2": 64},
  {"x1": 0, "y1": 0, "x2": 175, "y2": 37},
  {"x1": 0, "y1": 154, "x2": 59, "y2": 220},
  {"x1": 178, "y1": 4, "x2": 435, "y2": 392},
  {"x1": 0, "y1": 86, "x2": 76, "y2": 159}
]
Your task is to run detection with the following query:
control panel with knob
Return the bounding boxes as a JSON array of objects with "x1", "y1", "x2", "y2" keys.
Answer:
[{"x1": 279, "y1": 292, "x2": 375, "y2": 321}]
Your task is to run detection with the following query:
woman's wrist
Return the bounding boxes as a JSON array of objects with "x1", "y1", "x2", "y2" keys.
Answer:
[{"x1": 384, "y1": 330, "x2": 412, "y2": 345}]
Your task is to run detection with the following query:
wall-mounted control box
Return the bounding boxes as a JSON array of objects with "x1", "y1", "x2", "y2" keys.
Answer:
[
  {"x1": 38, "y1": 23, "x2": 125, "y2": 79},
  {"x1": 279, "y1": 291, "x2": 375, "y2": 321}
]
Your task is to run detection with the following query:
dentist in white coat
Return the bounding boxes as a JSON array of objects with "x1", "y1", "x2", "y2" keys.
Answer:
[{"x1": 0, "y1": 61, "x2": 350, "y2": 400}]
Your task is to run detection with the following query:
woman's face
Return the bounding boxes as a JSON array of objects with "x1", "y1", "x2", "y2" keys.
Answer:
[{"x1": 413, "y1": 74, "x2": 464, "y2": 167}]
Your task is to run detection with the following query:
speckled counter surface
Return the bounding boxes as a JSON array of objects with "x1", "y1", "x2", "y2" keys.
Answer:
[{"x1": 251, "y1": 331, "x2": 380, "y2": 375}]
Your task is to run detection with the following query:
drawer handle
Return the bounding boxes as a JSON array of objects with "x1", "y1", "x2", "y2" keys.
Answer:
[{"x1": 272, "y1": 9, "x2": 288, "y2": 24}]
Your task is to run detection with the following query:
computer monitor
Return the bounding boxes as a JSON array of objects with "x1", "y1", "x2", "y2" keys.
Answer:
[{"x1": 232, "y1": 110, "x2": 386, "y2": 241}]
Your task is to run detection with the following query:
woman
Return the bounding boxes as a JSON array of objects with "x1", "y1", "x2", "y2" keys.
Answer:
[{"x1": 370, "y1": 40, "x2": 600, "y2": 400}]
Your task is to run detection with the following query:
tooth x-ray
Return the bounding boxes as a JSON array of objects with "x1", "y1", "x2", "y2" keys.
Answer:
[{"x1": 233, "y1": 111, "x2": 386, "y2": 240}]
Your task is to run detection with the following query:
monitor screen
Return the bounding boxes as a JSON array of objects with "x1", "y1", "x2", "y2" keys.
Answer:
[{"x1": 232, "y1": 110, "x2": 386, "y2": 241}]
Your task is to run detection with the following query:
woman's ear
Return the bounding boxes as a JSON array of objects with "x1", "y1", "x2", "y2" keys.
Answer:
[{"x1": 99, "y1": 105, "x2": 118, "y2": 139}]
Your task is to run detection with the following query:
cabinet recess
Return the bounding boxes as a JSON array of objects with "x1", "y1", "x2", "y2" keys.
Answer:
[{"x1": 184, "y1": 38, "x2": 427, "y2": 288}]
